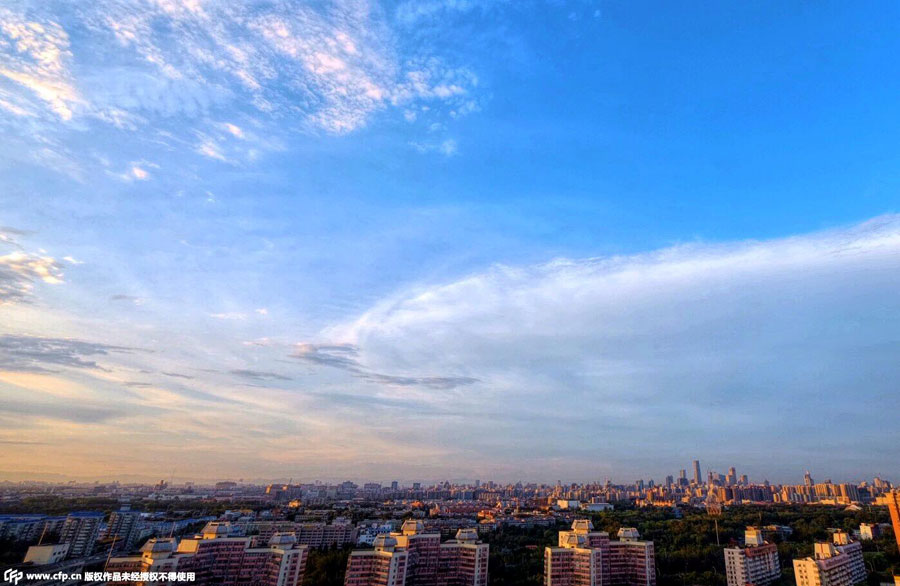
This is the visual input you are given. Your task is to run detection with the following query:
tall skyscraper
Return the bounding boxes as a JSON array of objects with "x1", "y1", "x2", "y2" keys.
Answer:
[
  {"x1": 59, "y1": 511, "x2": 103, "y2": 558},
  {"x1": 724, "y1": 528, "x2": 780, "y2": 586},
  {"x1": 886, "y1": 490, "x2": 900, "y2": 552},
  {"x1": 693, "y1": 461, "x2": 702, "y2": 485},
  {"x1": 804, "y1": 471, "x2": 814, "y2": 487}
]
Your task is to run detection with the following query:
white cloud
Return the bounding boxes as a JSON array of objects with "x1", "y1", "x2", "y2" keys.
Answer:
[
  {"x1": 223, "y1": 122, "x2": 244, "y2": 138},
  {"x1": 0, "y1": 250, "x2": 65, "y2": 303},
  {"x1": 302, "y1": 215, "x2": 900, "y2": 475},
  {"x1": 196, "y1": 136, "x2": 228, "y2": 162},
  {"x1": 208, "y1": 312, "x2": 247, "y2": 320},
  {"x1": 130, "y1": 165, "x2": 149, "y2": 180},
  {"x1": 410, "y1": 138, "x2": 458, "y2": 156},
  {"x1": 0, "y1": 8, "x2": 80, "y2": 120}
]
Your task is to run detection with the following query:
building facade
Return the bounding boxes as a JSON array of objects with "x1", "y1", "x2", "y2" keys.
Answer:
[
  {"x1": 345, "y1": 535, "x2": 409, "y2": 586},
  {"x1": 106, "y1": 522, "x2": 309, "y2": 586},
  {"x1": 793, "y1": 538, "x2": 866, "y2": 586},
  {"x1": 437, "y1": 529, "x2": 489, "y2": 586},
  {"x1": 344, "y1": 525, "x2": 488, "y2": 586},
  {"x1": 886, "y1": 491, "x2": 900, "y2": 552},
  {"x1": 59, "y1": 512, "x2": 104, "y2": 559},
  {"x1": 545, "y1": 521, "x2": 655, "y2": 586},
  {"x1": 724, "y1": 528, "x2": 780, "y2": 586}
]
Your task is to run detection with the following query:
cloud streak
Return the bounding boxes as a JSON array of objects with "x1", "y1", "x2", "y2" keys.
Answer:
[
  {"x1": 0, "y1": 249, "x2": 64, "y2": 304},
  {"x1": 0, "y1": 334, "x2": 136, "y2": 373},
  {"x1": 292, "y1": 343, "x2": 479, "y2": 390}
]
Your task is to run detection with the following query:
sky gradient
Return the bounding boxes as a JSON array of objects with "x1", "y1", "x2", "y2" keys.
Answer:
[{"x1": 1, "y1": 0, "x2": 898, "y2": 485}]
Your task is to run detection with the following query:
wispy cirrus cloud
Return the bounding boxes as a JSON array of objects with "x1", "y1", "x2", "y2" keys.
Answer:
[
  {"x1": 2, "y1": 1, "x2": 482, "y2": 137},
  {"x1": 0, "y1": 251, "x2": 64, "y2": 304},
  {"x1": 291, "y1": 215, "x2": 900, "y2": 476},
  {"x1": 0, "y1": 6, "x2": 79, "y2": 120},
  {"x1": 0, "y1": 334, "x2": 136, "y2": 373},
  {"x1": 229, "y1": 369, "x2": 291, "y2": 382},
  {"x1": 292, "y1": 342, "x2": 479, "y2": 390}
]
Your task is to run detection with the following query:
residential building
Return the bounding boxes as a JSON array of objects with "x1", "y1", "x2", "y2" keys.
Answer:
[
  {"x1": 831, "y1": 531, "x2": 865, "y2": 585},
  {"x1": 438, "y1": 529, "x2": 489, "y2": 586},
  {"x1": 393, "y1": 520, "x2": 440, "y2": 586},
  {"x1": 545, "y1": 521, "x2": 654, "y2": 586},
  {"x1": 344, "y1": 535, "x2": 408, "y2": 586},
  {"x1": 608, "y1": 529, "x2": 655, "y2": 586},
  {"x1": 886, "y1": 491, "x2": 900, "y2": 551},
  {"x1": 106, "y1": 523, "x2": 309, "y2": 586},
  {"x1": 793, "y1": 541, "x2": 866, "y2": 586},
  {"x1": 858, "y1": 523, "x2": 879, "y2": 541},
  {"x1": 105, "y1": 507, "x2": 143, "y2": 551},
  {"x1": 724, "y1": 528, "x2": 780, "y2": 586},
  {"x1": 59, "y1": 511, "x2": 103, "y2": 558},
  {"x1": 23, "y1": 543, "x2": 70, "y2": 565},
  {"x1": 344, "y1": 525, "x2": 488, "y2": 586}
]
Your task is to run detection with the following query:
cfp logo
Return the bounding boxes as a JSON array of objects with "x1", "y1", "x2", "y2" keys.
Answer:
[{"x1": 3, "y1": 569, "x2": 24, "y2": 585}]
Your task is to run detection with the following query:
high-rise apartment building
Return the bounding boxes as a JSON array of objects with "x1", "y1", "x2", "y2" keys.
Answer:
[
  {"x1": 793, "y1": 536, "x2": 866, "y2": 586},
  {"x1": 345, "y1": 525, "x2": 488, "y2": 586},
  {"x1": 393, "y1": 520, "x2": 441, "y2": 586},
  {"x1": 59, "y1": 511, "x2": 103, "y2": 558},
  {"x1": 545, "y1": 521, "x2": 655, "y2": 586},
  {"x1": 831, "y1": 531, "x2": 866, "y2": 585},
  {"x1": 345, "y1": 535, "x2": 409, "y2": 586},
  {"x1": 608, "y1": 529, "x2": 655, "y2": 586},
  {"x1": 724, "y1": 528, "x2": 780, "y2": 586},
  {"x1": 107, "y1": 523, "x2": 309, "y2": 586},
  {"x1": 886, "y1": 490, "x2": 900, "y2": 552},
  {"x1": 438, "y1": 529, "x2": 489, "y2": 586},
  {"x1": 105, "y1": 507, "x2": 143, "y2": 550}
]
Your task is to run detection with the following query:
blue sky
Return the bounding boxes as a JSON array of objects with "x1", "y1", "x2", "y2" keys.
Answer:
[{"x1": 0, "y1": 0, "x2": 898, "y2": 484}]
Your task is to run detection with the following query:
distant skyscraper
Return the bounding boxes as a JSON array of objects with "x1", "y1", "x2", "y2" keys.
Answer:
[
  {"x1": 886, "y1": 491, "x2": 900, "y2": 552},
  {"x1": 693, "y1": 461, "x2": 702, "y2": 485}
]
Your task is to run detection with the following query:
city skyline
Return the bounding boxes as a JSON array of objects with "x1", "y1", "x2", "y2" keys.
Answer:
[
  {"x1": 2, "y1": 1, "x2": 900, "y2": 483},
  {"x1": 0, "y1": 466, "x2": 892, "y2": 488}
]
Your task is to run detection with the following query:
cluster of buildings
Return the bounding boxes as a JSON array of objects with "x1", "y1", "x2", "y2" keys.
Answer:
[
  {"x1": 724, "y1": 526, "x2": 886, "y2": 586},
  {"x1": 105, "y1": 522, "x2": 308, "y2": 586},
  {"x1": 344, "y1": 520, "x2": 489, "y2": 586},
  {"x1": 2, "y1": 477, "x2": 898, "y2": 586}
]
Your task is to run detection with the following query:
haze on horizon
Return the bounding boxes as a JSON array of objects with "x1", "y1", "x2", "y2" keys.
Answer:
[{"x1": 1, "y1": 1, "x2": 898, "y2": 486}]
